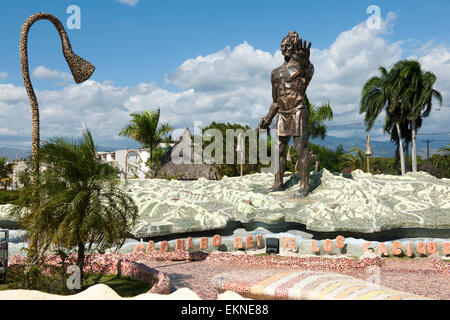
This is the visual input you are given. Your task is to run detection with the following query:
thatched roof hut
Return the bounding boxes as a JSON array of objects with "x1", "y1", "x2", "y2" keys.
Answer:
[{"x1": 156, "y1": 128, "x2": 219, "y2": 180}]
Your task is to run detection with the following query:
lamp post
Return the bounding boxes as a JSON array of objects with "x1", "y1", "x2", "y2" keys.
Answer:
[
  {"x1": 365, "y1": 134, "x2": 373, "y2": 173},
  {"x1": 20, "y1": 13, "x2": 95, "y2": 178}
]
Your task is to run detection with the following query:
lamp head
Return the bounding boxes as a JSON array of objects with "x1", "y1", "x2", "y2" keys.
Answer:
[{"x1": 64, "y1": 50, "x2": 95, "y2": 83}]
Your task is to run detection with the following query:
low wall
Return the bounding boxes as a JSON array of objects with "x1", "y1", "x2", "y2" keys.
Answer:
[
  {"x1": 8, "y1": 253, "x2": 170, "y2": 295},
  {"x1": 115, "y1": 258, "x2": 170, "y2": 294},
  {"x1": 128, "y1": 234, "x2": 450, "y2": 258}
]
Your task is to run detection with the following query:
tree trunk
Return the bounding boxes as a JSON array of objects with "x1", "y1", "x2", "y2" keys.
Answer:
[
  {"x1": 25, "y1": 269, "x2": 30, "y2": 289},
  {"x1": 395, "y1": 122, "x2": 406, "y2": 175},
  {"x1": 394, "y1": 144, "x2": 400, "y2": 174},
  {"x1": 77, "y1": 242, "x2": 85, "y2": 286},
  {"x1": 405, "y1": 141, "x2": 409, "y2": 172},
  {"x1": 411, "y1": 120, "x2": 418, "y2": 172}
]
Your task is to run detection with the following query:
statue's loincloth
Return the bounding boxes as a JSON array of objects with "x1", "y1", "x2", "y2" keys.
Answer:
[{"x1": 277, "y1": 105, "x2": 307, "y2": 137}]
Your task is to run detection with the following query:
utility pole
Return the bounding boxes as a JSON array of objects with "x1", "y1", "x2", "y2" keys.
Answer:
[{"x1": 423, "y1": 140, "x2": 433, "y2": 173}]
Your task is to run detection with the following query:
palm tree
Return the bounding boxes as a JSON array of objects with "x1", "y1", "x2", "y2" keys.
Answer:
[
  {"x1": 360, "y1": 66, "x2": 408, "y2": 174},
  {"x1": 305, "y1": 95, "x2": 333, "y2": 139},
  {"x1": 340, "y1": 147, "x2": 366, "y2": 172},
  {"x1": 119, "y1": 108, "x2": 173, "y2": 161},
  {"x1": 0, "y1": 156, "x2": 13, "y2": 189},
  {"x1": 387, "y1": 60, "x2": 442, "y2": 172},
  {"x1": 11, "y1": 127, "x2": 138, "y2": 282},
  {"x1": 432, "y1": 144, "x2": 450, "y2": 178},
  {"x1": 384, "y1": 114, "x2": 423, "y2": 173}
]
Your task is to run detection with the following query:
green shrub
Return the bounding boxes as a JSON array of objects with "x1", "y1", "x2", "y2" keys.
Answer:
[
  {"x1": 0, "y1": 190, "x2": 19, "y2": 205},
  {"x1": 3, "y1": 264, "x2": 150, "y2": 297},
  {"x1": 6, "y1": 264, "x2": 73, "y2": 295}
]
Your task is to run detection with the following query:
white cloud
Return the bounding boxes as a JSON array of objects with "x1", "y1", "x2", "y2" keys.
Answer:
[
  {"x1": 0, "y1": 72, "x2": 7, "y2": 80},
  {"x1": 408, "y1": 44, "x2": 450, "y2": 138},
  {"x1": 1, "y1": 12, "x2": 449, "y2": 151},
  {"x1": 308, "y1": 12, "x2": 403, "y2": 135},
  {"x1": 32, "y1": 66, "x2": 72, "y2": 85},
  {"x1": 166, "y1": 42, "x2": 282, "y2": 92},
  {"x1": 116, "y1": 0, "x2": 139, "y2": 6}
]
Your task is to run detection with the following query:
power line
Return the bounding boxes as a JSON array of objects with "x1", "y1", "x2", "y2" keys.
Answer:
[
  {"x1": 419, "y1": 139, "x2": 450, "y2": 142},
  {"x1": 327, "y1": 120, "x2": 382, "y2": 128},
  {"x1": 417, "y1": 132, "x2": 450, "y2": 136}
]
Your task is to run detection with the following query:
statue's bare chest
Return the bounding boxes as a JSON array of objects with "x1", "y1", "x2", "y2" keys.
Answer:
[{"x1": 277, "y1": 62, "x2": 305, "y2": 92}]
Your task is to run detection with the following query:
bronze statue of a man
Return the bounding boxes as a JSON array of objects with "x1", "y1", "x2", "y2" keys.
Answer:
[{"x1": 258, "y1": 31, "x2": 314, "y2": 197}]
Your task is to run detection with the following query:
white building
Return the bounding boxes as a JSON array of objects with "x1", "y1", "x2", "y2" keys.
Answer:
[
  {"x1": 97, "y1": 143, "x2": 173, "y2": 179},
  {"x1": 6, "y1": 160, "x2": 27, "y2": 190}
]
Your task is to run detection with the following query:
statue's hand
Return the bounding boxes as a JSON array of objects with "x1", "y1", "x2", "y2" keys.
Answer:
[
  {"x1": 257, "y1": 118, "x2": 269, "y2": 130},
  {"x1": 295, "y1": 38, "x2": 312, "y2": 64}
]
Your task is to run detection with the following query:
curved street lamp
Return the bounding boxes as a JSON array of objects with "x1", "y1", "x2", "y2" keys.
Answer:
[{"x1": 20, "y1": 12, "x2": 95, "y2": 177}]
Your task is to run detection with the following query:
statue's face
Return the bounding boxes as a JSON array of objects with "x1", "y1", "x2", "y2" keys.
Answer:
[{"x1": 281, "y1": 36, "x2": 297, "y2": 59}]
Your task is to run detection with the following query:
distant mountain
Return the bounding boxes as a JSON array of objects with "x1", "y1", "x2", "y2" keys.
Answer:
[
  {"x1": 311, "y1": 134, "x2": 449, "y2": 158},
  {"x1": 311, "y1": 135, "x2": 394, "y2": 157},
  {"x1": 0, "y1": 147, "x2": 30, "y2": 161},
  {"x1": 2, "y1": 134, "x2": 446, "y2": 161},
  {"x1": 0, "y1": 145, "x2": 136, "y2": 161}
]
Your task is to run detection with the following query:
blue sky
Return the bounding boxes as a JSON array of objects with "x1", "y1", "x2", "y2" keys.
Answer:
[
  {"x1": 1, "y1": 0, "x2": 449, "y2": 88},
  {"x1": 0, "y1": 0, "x2": 449, "y2": 154}
]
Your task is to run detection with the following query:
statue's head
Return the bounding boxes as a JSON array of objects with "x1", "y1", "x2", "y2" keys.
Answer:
[{"x1": 281, "y1": 31, "x2": 299, "y2": 61}]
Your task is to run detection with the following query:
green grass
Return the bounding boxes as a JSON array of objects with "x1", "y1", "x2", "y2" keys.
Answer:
[
  {"x1": 0, "y1": 270, "x2": 151, "y2": 298},
  {"x1": 82, "y1": 274, "x2": 151, "y2": 297}
]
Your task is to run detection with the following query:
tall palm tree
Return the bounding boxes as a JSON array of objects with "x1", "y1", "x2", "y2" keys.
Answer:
[
  {"x1": 360, "y1": 66, "x2": 407, "y2": 174},
  {"x1": 119, "y1": 108, "x2": 173, "y2": 161},
  {"x1": 384, "y1": 114, "x2": 423, "y2": 173},
  {"x1": 11, "y1": 127, "x2": 138, "y2": 282},
  {"x1": 387, "y1": 60, "x2": 442, "y2": 172}
]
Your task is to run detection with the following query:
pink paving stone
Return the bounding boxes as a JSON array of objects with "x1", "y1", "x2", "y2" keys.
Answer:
[
  {"x1": 9, "y1": 252, "x2": 448, "y2": 300},
  {"x1": 142, "y1": 255, "x2": 448, "y2": 300},
  {"x1": 274, "y1": 273, "x2": 318, "y2": 299}
]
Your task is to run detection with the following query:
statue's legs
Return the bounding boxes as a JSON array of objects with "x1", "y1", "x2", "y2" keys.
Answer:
[
  {"x1": 269, "y1": 135, "x2": 290, "y2": 192},
  {"x1": 292, "y1": 108, "x2": 311, "y2": 198}
]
